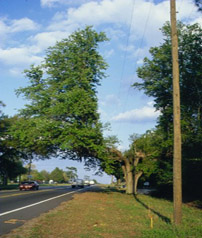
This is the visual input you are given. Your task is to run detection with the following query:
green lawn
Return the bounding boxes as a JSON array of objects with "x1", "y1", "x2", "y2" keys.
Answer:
[
  {"x1": 0, "y1": 184, "x2": 19, "y2": 190},
  {"x1": 3, "y1": 186, "x2": 202, "y2": 238}
]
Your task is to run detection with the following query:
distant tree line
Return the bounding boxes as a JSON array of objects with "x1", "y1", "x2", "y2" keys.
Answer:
[{"x1": 20, "y1": 166, "x2": 78, "y2": 183}]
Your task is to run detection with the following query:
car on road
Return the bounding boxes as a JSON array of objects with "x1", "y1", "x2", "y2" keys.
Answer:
[
  {"x1": 84, "y1": 180, "x2": 90, "y2": 186},
  {"x1": 19, "y1": 181, "x2": 39, "y2": 191},
  {"x1": 72, "y1": 179, "x2": 84, "y2": 188},
  {"x1": 89, "y1": 180, "x2": 95, "y2": 185}
]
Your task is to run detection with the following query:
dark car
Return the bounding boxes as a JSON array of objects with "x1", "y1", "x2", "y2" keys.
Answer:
[
  {"x1": 19, "y1": 181, "x2": 39, "y2": 191},
  {"x1": 72, "y1": 179, "x2": 84, "y2": 188}
]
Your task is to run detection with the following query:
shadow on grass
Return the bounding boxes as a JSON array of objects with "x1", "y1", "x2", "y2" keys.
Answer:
[
  {"x1": 83, "y1": 186, "x2": 171, "y2": 224},
  {"x1": 134, "y1": 194, "x2": 171, "y2": 224}
]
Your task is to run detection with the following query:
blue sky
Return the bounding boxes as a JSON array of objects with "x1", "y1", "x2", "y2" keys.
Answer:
[{"x1": 0, "y1": 0, "x2": 201, "y2": 183}]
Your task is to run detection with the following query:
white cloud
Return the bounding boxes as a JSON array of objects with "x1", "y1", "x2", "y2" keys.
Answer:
[
  {"x1": 100, "y1": 94, "x2": 121, "y2": 107},
  {"x1": 41, "y1": 0, "x2": 91, "y2": 8},
  {"x1": 41, "y1": 0, "x2": 63, "y2": 8},
  {"x1": 48, "y1": 0, "x2": 132, "y2": 30},
  {"x1": 191, "y1": 16, "x2": 202, "y2": 26},
  {"x1": 119, "y1": 44, "x2": 136, "y2": 53},
  {"x1": 98, "y1": 108, "x2": 108, "y2": 121},
  {"x1": 0, "y1": 20, "x2": 9, "y2": 36},
  {"x1": 118, "y1": 44, "x2": 150, "y2": 63},
  {"x1": 137, "y1": 59, "x2": 144, "y2": 65},
  {"x1": 147, "y1": 101, "x2": 155, "y2": 107},
  {"x1": 10, "y1": 18, "x2": 39, "y2": 33},
  {"x1": 67, "y1": 0, "x2": 130, "y2": 26},
  {"x1": 0, "y1": 17, "x2": 39, "y2": 48},
  {"x1": 112, "y1": 103, "x2": 160, "y2": 123},
  {"x1": 104, "y1": 27, "x2": 126, "y2": 41},
  {"x1": 103, "y1": 49, "x2": 114, "y2": 58},
  {"x1": 29, "y1": 31, "x2": 70, "y2": 51},
  {"x1": 0, "y1": 31, "x2": 70, "y2": 68},
  {"x1": 47, "y1": 0, "x2": 201, "y2": 46},
  {"x1": 0, "y1": 47, "x2": 43, "y2": 66},
  {"x1": 0, "y1": 17, "x2": 39, "y2": 35},
  {"x1": 9, "y1": 67, "x2": 23, "y2": 76},
  {"x1": 1, "y1": 0, "x2": 201, "y2": 76}
]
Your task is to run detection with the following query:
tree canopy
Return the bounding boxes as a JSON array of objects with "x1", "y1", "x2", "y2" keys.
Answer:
[
  {"x1": 133, "y1": 22, "x2": 202, "y2": 198},
  {"x1": 0, "y1": 113, "x2": 27, "y2": 185},
  {"x1": 12, "y1": 26, "x2": 108, "y2": 165},
  {"x1": 50, "y1": 167, "x2": 64, "y2": 183}
]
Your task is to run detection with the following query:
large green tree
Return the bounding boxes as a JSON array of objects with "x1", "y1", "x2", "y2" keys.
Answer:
[
  {"x1": 50, "y1": 167, "x2": 64, "y2": 183},
  {"x1": 0, "y1": 107, "x2": 27, "y2": 185},
  {"x1": 133, "y1": 22, "x2": 202, "y2": 198},
  {"x1": 65, "y1": 167, "x2": 78, "y2": 182},
  {"x1": 99, "y1": 136, "x2": 124, "y2": 185},
  {"x1": 13, "y1": 26, "x2": 108, "y2": 166}
]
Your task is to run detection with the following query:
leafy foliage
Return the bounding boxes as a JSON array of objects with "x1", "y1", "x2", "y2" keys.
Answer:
[
  {"x1": 194, "y1": 0, "x2": 202, "y2": 11},
  {"x1": 50, "y1": 167, "x2": 64, "y2": 183},
  {"x1": 14, "y1": 26, "x2": 108, "y2": 164},
  {"x1": 0, "y1": 113, "x2": 27, "y2": 184},
  {"x1": 133, "y1": 22, "x2": 202, "y2": 198},
  {"x1": 65, "y1": 166, "x2": 78, "y2": 181}
]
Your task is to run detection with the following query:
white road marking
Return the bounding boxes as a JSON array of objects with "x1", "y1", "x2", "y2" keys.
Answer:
[{"x1": 0, "y1": 187, "x2": 88, "y2": 217}]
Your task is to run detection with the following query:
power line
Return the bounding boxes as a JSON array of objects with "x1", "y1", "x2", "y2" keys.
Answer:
[
  {"x1": 115, "y1": 1, "x2": 153, "y2": 135},
  {"x1": 117, "y1": 0, "x2": 136, "y2": 99}
]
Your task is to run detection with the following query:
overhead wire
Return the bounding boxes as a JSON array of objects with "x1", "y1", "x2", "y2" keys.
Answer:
[
  {"x1": 108, "y1": 0, "x2": 136, "y2": 140},
  {"x1": 177, "y1": 0, "x2": 185, "y2": 14},
  {"x1": 115, "y1": 0, "x2": 153, "y2": 135},
  {"x1": 117, "y1": 0, "x2": 136, "y2": 99}
]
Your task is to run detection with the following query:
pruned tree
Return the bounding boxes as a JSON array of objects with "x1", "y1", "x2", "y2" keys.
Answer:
[{"x1": 102, "y1": 134, "x2": 156, "y2": 194}]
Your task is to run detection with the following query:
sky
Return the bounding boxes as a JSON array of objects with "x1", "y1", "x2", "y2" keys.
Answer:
[{"x1": 0, "y1": 0, "x2": 201, "y2": 184}]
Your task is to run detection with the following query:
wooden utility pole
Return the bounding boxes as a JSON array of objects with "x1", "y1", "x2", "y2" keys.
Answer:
[{"x1": 170, "y1": 0, "x2": 182, "y2": 225}]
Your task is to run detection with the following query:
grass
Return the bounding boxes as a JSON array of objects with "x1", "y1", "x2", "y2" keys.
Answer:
[
  {"x1": 0, "y1": 184, "x2": 19, "y2": 190},
  {"x1": 2, "y1": 186, "x2": 202, "y2": 238}
]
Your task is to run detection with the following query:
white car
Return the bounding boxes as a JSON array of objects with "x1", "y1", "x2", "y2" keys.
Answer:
[
  {"x1": 84, "y1": 180, "x2": 90, "y2": 186},
  {"x1": 89, "y1": 180, "x2": 95, "y2": 185},
  {"x1": 72, "y1": 179, "x2": 84, "y2": 188}
]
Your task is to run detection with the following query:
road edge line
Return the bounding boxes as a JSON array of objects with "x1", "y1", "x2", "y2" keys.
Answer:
[{"x1": 0, "y1": 187, "x2": 88, "y2": 217}]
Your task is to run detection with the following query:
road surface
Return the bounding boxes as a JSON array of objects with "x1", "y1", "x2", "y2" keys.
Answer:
[{"x1": 0, "y1": 185, "x2": 92, "y2": 236}]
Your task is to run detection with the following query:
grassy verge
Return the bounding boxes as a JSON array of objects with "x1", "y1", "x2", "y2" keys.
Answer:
[
  {"x1": 2, "y1": 186, "x2": 202, "y2": 238},
  {"x1": 0, "y1": 184, "x2": 19, "y2": 190},
  {"x1": 39, "y1": 183, "x2": 70, "y2": 187}
]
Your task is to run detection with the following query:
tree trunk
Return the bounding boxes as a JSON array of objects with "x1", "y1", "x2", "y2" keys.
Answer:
[
  {"x1": 125, "y1": 162, "x2": 133, "y2": 194},
  {"x1": 121, "y1": 164, "x2": 127, "y2": 183},
  {"x1": 111, "y1": 175, "x2": 114, "y2": 185},
  {"x1": 134, "y1": 171, "x2": 143, "y2": 194},
  {"x1": 3, "y1": 174, "x2": 8, "y2": 186},
  {"x1": 117, "y1": 178, "x2": 121, "y2": 186}
]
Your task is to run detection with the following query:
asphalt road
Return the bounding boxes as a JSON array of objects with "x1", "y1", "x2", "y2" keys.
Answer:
[{"x1": 0, "y1": 185, "x2": 92, "y2": 236}]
